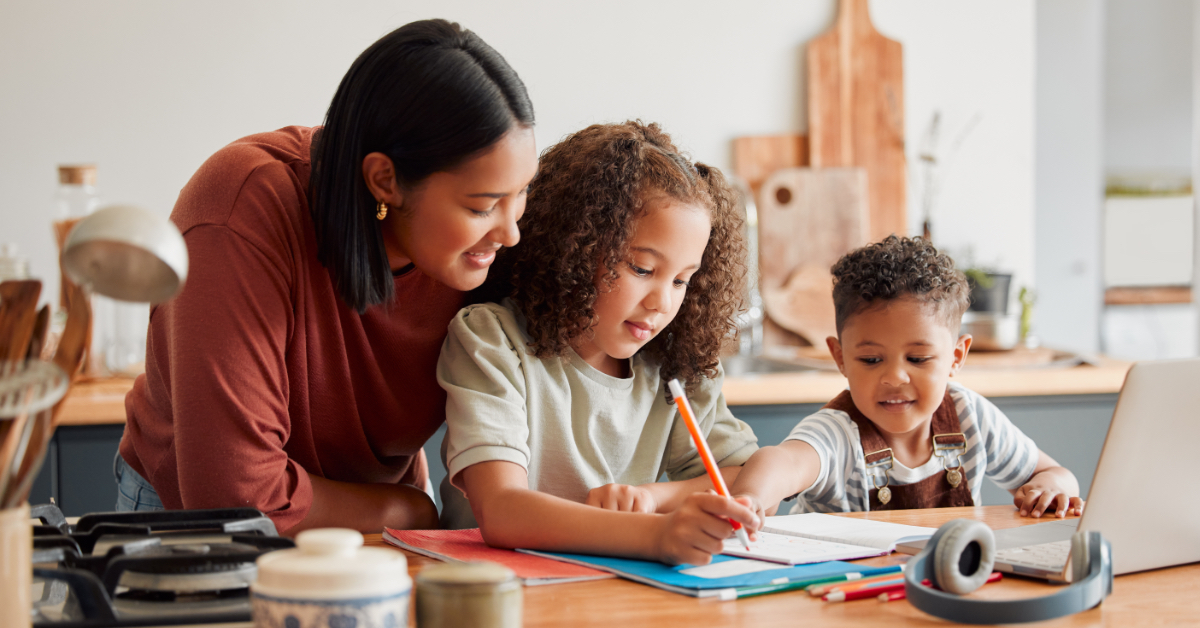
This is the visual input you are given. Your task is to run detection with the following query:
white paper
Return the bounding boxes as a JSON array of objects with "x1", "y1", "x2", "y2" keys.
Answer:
[
  {"x1": 678, "y1": 558, "x2": 787, "y2": 578},
  {"x1": 762, "y1": 513, "x2": 935, "y2": 551},
  {"x1": 721, "y1": 532, "x2": 885, "y2": 565}
]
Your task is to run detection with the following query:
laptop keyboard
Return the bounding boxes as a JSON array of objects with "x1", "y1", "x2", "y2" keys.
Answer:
[{"x1": 995, "y1": 540, "x2": 1071, "y2": 572}]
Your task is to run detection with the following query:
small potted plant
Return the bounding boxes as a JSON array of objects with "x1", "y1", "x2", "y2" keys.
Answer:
[{"x1": 963, "y1": 267, "x2": 1012, "y2": 314}]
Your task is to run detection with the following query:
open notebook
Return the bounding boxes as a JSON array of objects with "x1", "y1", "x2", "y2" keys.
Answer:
[{"x1": 722, "y1": 513, "x2": 936, "y2": 565}]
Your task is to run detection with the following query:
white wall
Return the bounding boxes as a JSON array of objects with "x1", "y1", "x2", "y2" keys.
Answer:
[
  {"x1": 1106, "y1": 0, "x2": 1194, "y2": 176},
  {"x1": 0, "y1": 0, "x2": 1035, "y2": 313},
  {"x1": 1034, "y1": 0, "x2": 1105, "y2": 353}
]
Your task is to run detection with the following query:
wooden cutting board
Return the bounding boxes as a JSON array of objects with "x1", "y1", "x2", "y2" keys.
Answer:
[
  {"x1": 731, "y1": 134, "x2": 809, "y2": 199},
  {"x1": 808, "y1": 0, "x2": 906, "y2": 242},
  {"x1": 757, "y1": 168, "x2": 869, "y2": 351}
]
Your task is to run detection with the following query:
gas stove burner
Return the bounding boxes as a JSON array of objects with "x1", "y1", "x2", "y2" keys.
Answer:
[
  {"x1": 116, "y1": 543, "x2": 260, "y2": 594},
  {"x1": 28, "y1": 504, "x2": 295, "y2": 627}
]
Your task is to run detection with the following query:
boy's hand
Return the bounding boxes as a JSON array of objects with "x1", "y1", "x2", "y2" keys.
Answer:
[
  {"x1": 1013, "y1": 478, "x2": 1084, "y2": 518},
  {"x1": 585, "y1": 483, "x2": 657, "y2": 514},
  {"x1": 731, "y1": 492, "x2": 770, "y2": 522},
  {"x1": 652, "y1": 491, "x2": 761, "y2": 566}
]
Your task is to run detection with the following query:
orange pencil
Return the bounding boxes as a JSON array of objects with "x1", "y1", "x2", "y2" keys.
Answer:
[{"x1": 667, "y1": 379, "x2": 751, "y2": 550}]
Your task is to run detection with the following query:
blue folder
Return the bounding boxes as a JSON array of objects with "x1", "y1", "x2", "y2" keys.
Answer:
[{"x1": 519, "y1": 550, "x2": 864, "y2": 597}]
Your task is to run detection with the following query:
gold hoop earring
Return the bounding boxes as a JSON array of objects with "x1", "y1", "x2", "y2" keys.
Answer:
[{"x1": 376, "y1": 200, "x2": 388, "y2": 221}]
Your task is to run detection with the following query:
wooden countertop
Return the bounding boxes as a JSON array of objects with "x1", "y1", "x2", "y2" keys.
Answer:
[
  {"x1": 57, "y1": 376, "x2": 135, "y2": 427},
  {"x1": 723, "y1": 357, "x2": 1131, "y2": 406},
  {"x1": 365, "y1": 506, "x2": 1197, "y2": 627},
  {"x1": 56, "y1": 358, "x2": 1131, "y2": 426}
]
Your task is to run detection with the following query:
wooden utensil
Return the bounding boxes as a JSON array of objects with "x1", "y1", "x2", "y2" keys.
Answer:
[
  {"x1": 25, "y1": 305, "x2": 50, "y2": 362},
  {"x1": 0, "y1": 280, "x2": 43, "y2": 363},
  {"x1": 54, "y1": 277, "x2": 92, "y2": 384},
  {"x1": 808, "y1": 0, "x2": 906, "y2": 242},
  {"x1": 756, "y1": 167, "x2": 869, "y2": 353},
  {"x1": 0, "y1": 283, "x2": 88, "y2": 507},
  {"x1": 0, "y1": 360, "x2": 68, "y2": 507}
]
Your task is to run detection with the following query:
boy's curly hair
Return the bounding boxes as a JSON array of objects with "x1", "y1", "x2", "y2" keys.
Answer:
[
  {"x1": 831, "y1": 235, "x2": 969, "y2": 335},
  {"x1": 482, "y1": 120, "x2": 746, "y2": 387}
]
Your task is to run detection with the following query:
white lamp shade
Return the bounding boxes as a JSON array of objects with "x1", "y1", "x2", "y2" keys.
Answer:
[{"x1": 61, "y1": 205, "x2": 189, "y2": 304}]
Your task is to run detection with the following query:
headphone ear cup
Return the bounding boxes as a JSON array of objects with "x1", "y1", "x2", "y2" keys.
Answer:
[
  {"x1": 1069, "y1": 530, "x2": 1091, "y2": 583},
  {"x1": 931, "y1": 519, "x2": 997, "y2": 595}
]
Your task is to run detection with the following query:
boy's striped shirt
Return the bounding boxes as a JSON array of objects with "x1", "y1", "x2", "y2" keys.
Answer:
[{"x1": 785, "y1": 382, "x2": 1039, "y2": 513}]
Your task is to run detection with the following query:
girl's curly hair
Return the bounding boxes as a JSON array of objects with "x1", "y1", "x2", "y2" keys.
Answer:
[
  {"x1": 481, "y1": 120, "x2": 746, "y2": 387},
  {"x1": 831, "y1": 235, "x2": 970, "y2": 334}
]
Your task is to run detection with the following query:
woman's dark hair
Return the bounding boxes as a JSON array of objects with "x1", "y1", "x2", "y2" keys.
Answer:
[
  {"x1": 310, "y1": 19, "x2": 534, "y2": 312},
  {"x1": 481, "y1": 121, "x2": 746, "y2": 388}
]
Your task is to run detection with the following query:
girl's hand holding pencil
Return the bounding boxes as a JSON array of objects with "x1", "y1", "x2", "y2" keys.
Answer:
[{"x1": 652, "y1": 490, "x2": 762, "y2": 565}]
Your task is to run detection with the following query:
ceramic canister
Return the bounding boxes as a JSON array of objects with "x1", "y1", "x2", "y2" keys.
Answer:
[
  {"x1": 252, "y1": 528, "x2": 411, "y2": 628},
  {"x1": 415, "y1": 562, "x2": 521, "y2": 628}
]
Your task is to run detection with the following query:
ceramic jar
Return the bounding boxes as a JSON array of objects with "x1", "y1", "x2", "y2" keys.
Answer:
[
  {"x1": 0, "y1": 504, "x2": 32, "y2": 628},
  {"x1": 415, "y1": 562, "x2": 521, "y2": 628},
  {"x1": 252, "y1": 528, "x2": 411, "y2": 628}
]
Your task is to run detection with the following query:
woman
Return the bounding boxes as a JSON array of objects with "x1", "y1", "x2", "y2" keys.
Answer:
[{"x1": 114, "y1": 19, "x2": 537, "y2": 535}]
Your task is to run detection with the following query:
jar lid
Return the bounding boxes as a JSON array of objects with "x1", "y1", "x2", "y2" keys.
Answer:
[
  {"x1": 416, "y1": 562, "x2": 517, "y2": 586},
  {"x1": 58, "y1": 165, "x2": 97, "y2": 186},
  {"x1": 253, "y1": 528, "x2": 410, "y2": 600}
]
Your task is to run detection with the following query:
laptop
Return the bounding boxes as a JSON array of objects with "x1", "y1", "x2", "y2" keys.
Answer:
[{"x1": 898, "y1": 358, "x2": 1200, "y2": 581}]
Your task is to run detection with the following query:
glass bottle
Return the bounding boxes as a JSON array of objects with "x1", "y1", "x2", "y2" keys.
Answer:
[
  {"x1": 53, "y1": 165, "x2": 100, "y2": 307},
  {"x1": 53, "y1": 165, "x2": 151, "y2": 378},
  {"x1": 0, "y1": 243, "x2": 31, "y2": 282}
]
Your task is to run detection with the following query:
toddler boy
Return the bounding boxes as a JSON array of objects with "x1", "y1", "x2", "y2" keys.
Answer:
[{"x1": 731, "y1": 236, "x2": 1084, "y2": 517}]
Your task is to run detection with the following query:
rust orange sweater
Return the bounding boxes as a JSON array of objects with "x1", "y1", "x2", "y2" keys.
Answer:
[{"x1": 120, "y1": 126, "x2": 463, "y2": 532}]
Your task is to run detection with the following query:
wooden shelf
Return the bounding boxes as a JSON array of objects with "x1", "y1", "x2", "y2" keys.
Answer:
[{"x1": 1105, "y1": 286, "x2": 1192, "y2": 305}]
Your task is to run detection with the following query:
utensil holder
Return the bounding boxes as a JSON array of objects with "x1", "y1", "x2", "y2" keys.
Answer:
[{"x1": 0, "y1": 503, "x2": 31, "y2": 628}]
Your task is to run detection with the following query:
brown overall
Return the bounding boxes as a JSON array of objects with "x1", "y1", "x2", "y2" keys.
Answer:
[{"x1": 824, "y1": 390, "x2": 974, "y2": 511}]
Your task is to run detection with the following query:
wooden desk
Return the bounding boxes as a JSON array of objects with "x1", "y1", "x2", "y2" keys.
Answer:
[{"x1": 367, "y1": 506, "x2": 1197, "y2": 627}]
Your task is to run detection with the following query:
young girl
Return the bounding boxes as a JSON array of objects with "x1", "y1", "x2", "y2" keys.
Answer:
[{"x1": 437, "y1": 121, "x2": 761, "y2": 565}]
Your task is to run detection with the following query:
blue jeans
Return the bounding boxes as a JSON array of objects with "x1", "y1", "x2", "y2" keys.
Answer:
[{"x1": 113, "y1": 452, "x2": 165, "y2": 512}]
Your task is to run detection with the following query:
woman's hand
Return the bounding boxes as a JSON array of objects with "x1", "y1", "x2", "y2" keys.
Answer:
[
  {"x1": 652, "y1": 491, "x2": 761, "y2": 566},
  {"x1": 585, "y1": 483, "x2": 658, "y2": 514},
  {"x1": 1013, "y1": 473, "x2": 1084, "y2": 518}
]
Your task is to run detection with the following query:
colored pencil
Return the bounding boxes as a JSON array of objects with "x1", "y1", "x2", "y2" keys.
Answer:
[
  {"x1": 825, "y1": 581, "x2": 906, "y2": 602},
  {"x1": 667, "y1": 379, "x2": 751, "y2": 550},
  {"x1": 713, "y1": 565, "x2": 904, "y2": 601},
  {"x1": 877, "y1": 572, "x2": 1003, "y2": 602},
  {"x1": 807, "y1": 571, "x2": 907, "y2": 596}
]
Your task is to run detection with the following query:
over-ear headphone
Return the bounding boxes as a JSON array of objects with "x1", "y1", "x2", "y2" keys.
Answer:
[{"x1": 904, "y1": 519, "x2": 1113, "y2": 624}]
